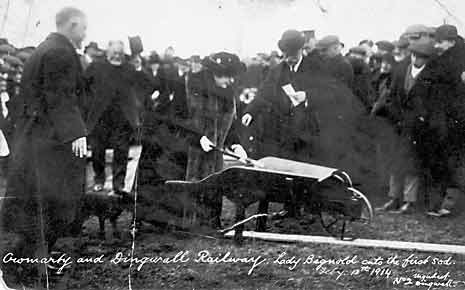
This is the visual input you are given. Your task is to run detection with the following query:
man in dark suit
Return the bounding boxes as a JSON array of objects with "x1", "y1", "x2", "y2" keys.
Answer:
[
  {"x1": 84, "y1": 40, "x2": 140, "y2": 194},
  {"x1": 242, "y1": 30, "x2": 320, "y2": 219},
  {"x1": 378, "y1": 40, "x2": 435, "y2": 214},
  {"x1": 316, "y1": 35, "x2": 353, "y2": 89},
  {"x1": 169, "y1": 57, "x2": 190, "y2": 120},
  {"x1": 242, "y1": 29, "x2": 319, "y2": 162},
  {"x1": 1, "y1": 7, "x2": 88, "y2": 286}
]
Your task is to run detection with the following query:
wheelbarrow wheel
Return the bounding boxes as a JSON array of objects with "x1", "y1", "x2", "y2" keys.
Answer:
[
  {"x1": 348, "y1": 187, "x2": 374, "y2": 224},
  {"x1": 319, "y1": 188, "x2": 373, "y2": 241}
]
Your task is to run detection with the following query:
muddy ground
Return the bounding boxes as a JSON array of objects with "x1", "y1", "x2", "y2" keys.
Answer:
[
  {"x1": 1, "y1": 156, "x2": 465, "y2": 290},
  {"x1": 46, "y1": 195, "x2": 465, "y2": 290}
]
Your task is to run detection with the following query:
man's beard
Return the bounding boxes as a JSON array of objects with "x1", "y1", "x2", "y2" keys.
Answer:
[
  {"x1": 394, "y1": 54, "x2": 404, "y2": 62},
  {"x1": 109, "y1": 57, "x2": 123, "y2": 66}
]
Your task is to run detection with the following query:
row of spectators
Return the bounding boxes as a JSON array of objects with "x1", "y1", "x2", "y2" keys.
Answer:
[
  {"x1": 231, "y1": 24, "x2": 465, "y2": 217},
  {"x1": 0, "y1": 23, "x2": 463, "y2": 219}
]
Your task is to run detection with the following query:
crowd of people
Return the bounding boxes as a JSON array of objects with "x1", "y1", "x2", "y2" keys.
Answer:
[
  {"x1": 0, "y1": 5, "x2": 465, "y2": 287},
  {"x1": 237, "y1": 24, "x2": 465, "y2": 218}
]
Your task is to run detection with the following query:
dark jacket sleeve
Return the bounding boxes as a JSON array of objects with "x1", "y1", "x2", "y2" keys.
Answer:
[
  {"x1": 42, "y1": 48, "x2": 87, "y2": 143},
  {"x1": 343, "y1": 60, "x2": 354, "y2": 89},
  {"x1": 385, "y1": 63, "x2": 406, "y2": 124},
  {"x1": 132, "y1": 69, "x2": 156, "y2": 111},
  {"x1": 143, "y1": 111, "x2": 203, "y2": 148},
  {"x1": 243, "y1": 66, "x2": 278, "y2": 117}
]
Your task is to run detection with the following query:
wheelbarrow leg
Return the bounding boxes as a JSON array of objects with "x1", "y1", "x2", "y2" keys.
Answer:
[
  {"x1": 256, "y1": 200, "x2": 269, "y2": 232},
  {"x1": 234, "y1": 203, "x2": 246, "y2": 245},
  {"x1": 284, "y1": 187, "x2": 297, "y2": 217},
  {"x1": 340, "y1": 220, "x2": 346, "y2": 240}
]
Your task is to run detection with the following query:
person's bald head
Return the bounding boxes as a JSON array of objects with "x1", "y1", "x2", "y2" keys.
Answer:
[{"x1": 55, "y1": 7, "x2": 87, "y2": 49}]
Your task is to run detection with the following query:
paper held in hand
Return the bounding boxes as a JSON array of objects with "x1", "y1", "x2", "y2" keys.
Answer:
[
  {"x1": 282, "y1": 84, "x2": 302, "y2": 107},
  {"x1": 0, "y1": 129, "x2": 9, "y2": 157}
]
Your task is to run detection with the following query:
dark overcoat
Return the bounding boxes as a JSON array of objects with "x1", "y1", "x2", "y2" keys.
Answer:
[
  {"x1": 83, "y1": 60, "x2": 141, "y2": 132},
  {"x1": 1, "y1": 33, "x2": 87, "y2": 250},
  {"x1": 244, "y1": 56, "x2": 320, "y2": 161},
  {"x1": 322, "y1": 54, "x2": 354, "y2": 89},
  {"x1": 427, "y1": 37, "x2": 465, "y2": 154},
  {"x1": 137, "y1": 71, "x2": 190, "y2": 187},
  {"x1": 387, "y1": 59, "x2": 429, "y2": 177},
  {"x1": 348, "y1": 57, "x2": 373, "y2": 111},
  {"x1": 421, "y1": 37, "x2": 465, "y2": 190},
  {"x1": 389, "y1": 60, "x2": 428, "y2": 135},
  {"x1": 185, "y1": 70, "x2": 238, "y2": 181}
]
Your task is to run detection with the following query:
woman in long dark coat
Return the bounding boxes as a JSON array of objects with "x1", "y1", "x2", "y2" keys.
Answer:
[
  {"x1": 185, "y1": 52, "x2": 247, "y2": 228},
  {"x1": 135, "y1": 52, "x2": 245, "y2": 230}
]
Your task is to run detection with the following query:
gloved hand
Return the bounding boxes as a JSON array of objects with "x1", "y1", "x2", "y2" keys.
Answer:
[
  {"x1": 200, "y1": 136, "x2": 215, "y2": 152},
  {"x1": 242, "y1": 113, "x2": 253, "y2": 126},
  {"x1": 151, "y1": 90, "x2": 160, "y2": 100},
  {"x1": 231, "y1": 144, "x2": 248, "y2": 161},
  {"x1": 72, "y1": 137, "x2": 87, "y2": 158}
]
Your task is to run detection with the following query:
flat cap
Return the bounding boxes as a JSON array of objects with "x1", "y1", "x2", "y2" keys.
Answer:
[
  {"x1": 359, "y1": 39, "x2": 374, "y2": 47},
  {"x1": 435, "y1": 24, "x2": 458, "y2": 42},
  {"x1": 278, "y1": 29, "x2": 305, "y2": 55},
  {"x1": 349, "y1": 46, "x2": 367, "y2": 56},
  {"x1": 3, "y1": 55, "x2": 23, "y2": 67},
  {"x1": 408, "y1": 39, "x2": 435, "y2": 57},
  {"x1": 0, "y1": 44, "x2": 16, "y2": 55},
  {"x1": 202, "y1": 51, "x2": 246, "y2": 76},
  {"x1": 376, "y1": 40, "x2": 395, "y2": 52},
  {"x1": 404, "y1": 24, "x2": 430, "y2": 37},
  {"x1": 316, "y1": 35, "x2": 341, "y2": 50}
]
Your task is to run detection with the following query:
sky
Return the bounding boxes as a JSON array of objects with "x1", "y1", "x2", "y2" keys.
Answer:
[{"x1": 1, "y1": 0, "x2": 464, "y2": 58}]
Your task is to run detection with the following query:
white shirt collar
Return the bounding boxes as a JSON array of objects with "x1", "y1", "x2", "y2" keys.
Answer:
[
  {"x1": 289, "y1": 56, "x2": 303, "y2": 72},
  {"x1": 85, "y1": 54, "x2": 93, "y2": 64},
  {"x1": 411, "y1": 64, "x2": 425, "y2": 78}
]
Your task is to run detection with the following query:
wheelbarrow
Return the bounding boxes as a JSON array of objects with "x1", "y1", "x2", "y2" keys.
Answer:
[{"x1": 164, "y1": 150, "x2": 373, "y2": 243}]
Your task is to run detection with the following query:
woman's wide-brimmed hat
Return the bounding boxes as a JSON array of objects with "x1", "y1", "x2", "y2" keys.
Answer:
[{"x1": 202, "y1": 52, "x2": 246, "y2": 76}]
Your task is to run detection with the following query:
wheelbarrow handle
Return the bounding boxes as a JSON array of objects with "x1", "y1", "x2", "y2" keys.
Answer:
[
  {"x1": 212, "y1": 146, "x2": 264, "y2": 168},
  {"x1": 218, "y1": 211, "x2": 288, "y2": 234}
]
